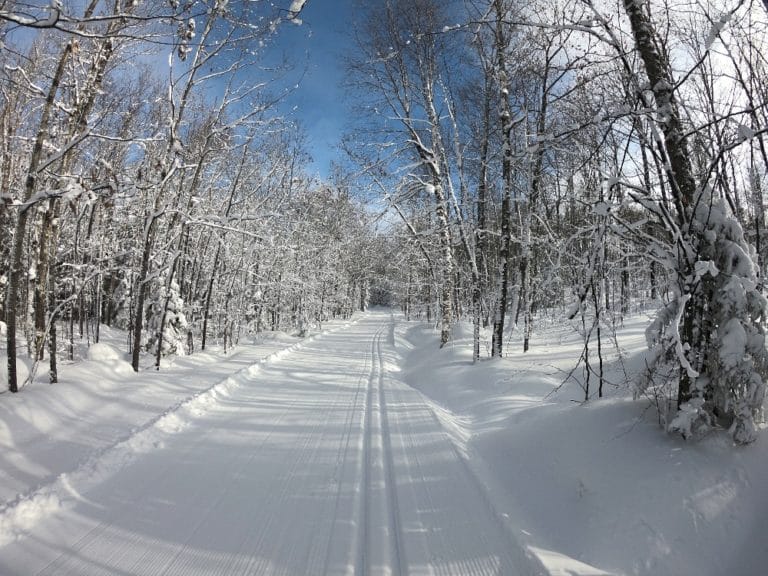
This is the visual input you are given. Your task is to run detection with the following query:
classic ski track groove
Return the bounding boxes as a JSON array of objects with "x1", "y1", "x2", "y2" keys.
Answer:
[
  {"x1": 321, "y1": 335, "x2": 369, "y2": 576},
  {"x1": 376, "y1": 330, "x2": 406, "y2": 576},
  {"x1": 355, "y1": 326, "x2": 404, "y2": 576},
  {"x1": 355, "y1": 330, "x2": 374, "y2": 576}
]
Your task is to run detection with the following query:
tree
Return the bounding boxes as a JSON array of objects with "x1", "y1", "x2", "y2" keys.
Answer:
[
  {"x1": 593, "y1": 0, "x2": 768, "y2": 442},
  {"x1": 489, "y1": 0, "x2": 515, "y2": 358},
  {"x1": 349, "y1": 0, "x2": 456, "y2": 347}
]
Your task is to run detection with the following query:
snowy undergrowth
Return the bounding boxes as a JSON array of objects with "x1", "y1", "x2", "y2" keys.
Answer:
[
  {"x1": 396, "y1": 314, "x2": 768, "y2": 576},
  {"x1": 0, "y1": 318, "x2": 357, "y2": 546}
]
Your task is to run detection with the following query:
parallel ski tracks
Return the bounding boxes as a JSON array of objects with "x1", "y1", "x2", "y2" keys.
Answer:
[
  {"x1": 376, "y1": 330, "x2": 406, "y2": 576},
  {"x1": 354, "y1": 327, "x2": 405, "y2": 576}
]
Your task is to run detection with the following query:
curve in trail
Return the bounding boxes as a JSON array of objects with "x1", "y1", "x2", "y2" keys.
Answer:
[{"x1": 0, "y1": 311, "x2": 542, "y2": 576}]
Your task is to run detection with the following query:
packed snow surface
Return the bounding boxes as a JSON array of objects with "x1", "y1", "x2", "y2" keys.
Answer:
[{"x1": 0, "y1": 310, "x2": 766, "y2": 575}]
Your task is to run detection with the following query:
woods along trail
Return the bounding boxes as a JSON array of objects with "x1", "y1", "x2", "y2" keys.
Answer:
[{"x1": 0, "y1": 311, "x2": 540, "y2": 576}]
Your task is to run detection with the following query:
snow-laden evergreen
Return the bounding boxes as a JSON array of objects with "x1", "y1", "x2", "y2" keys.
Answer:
[{"x1": 639, "y1": 190, "x2": 768, "y2": 442}]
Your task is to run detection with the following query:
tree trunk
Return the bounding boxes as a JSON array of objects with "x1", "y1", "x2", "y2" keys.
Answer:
[
  {"x1": 621, "y1": 258, "x2": 630, "y2": 318},
  {"x1": 491, "y1": 0, "x2": 513, "y2": 358},
  {"x1": 436, "y1": 189, "x2": 453, "y2": 347},
  {"x1": 131, "y1": 221, "x2": 155, "y2": 372},
  {"x1": 49, "y1": 304, "x2": 58, "y2": 384},
  {"x1": 622, "y1": 0, "x2": 699, "y2": 408},
  {"x1": 474, "y1": 76, "x2": 492, "y2": 362},
  {"x1": 201, "y1": 247, "x2": 220, "y2": 351},
  {"x1": 5, "y1": 42, "x2": 72, "y2": 392}
]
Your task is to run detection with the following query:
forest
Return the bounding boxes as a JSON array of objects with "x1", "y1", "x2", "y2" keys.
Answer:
[{"x1": 2, "y1": 0, "x2": 768, "y2": 446}]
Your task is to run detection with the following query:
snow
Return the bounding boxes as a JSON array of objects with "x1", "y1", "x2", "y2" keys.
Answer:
[
  {"x1": 705, "y1": 12, "x2": 732, "y2": 51},
  {"x1": 718, "y1": 318, "x2": 747, "y2": 370},
  {"x1": 737, "y1": 123, "x2": 756, "y2": 142},
  {"x1": 1, "y1": 311, "x2": 767, "y2": 575},
  {"x1": 288, "y1": 0, "x2": 307, "y2": 14},
  {"x1": 395, "y1": 315, "x2": 768, "y2": 576},
  {"x1": 0, "y1": 353, "x2": 29, "y2": 393},
  {"x1": 287, "y1": 0, "x2": 307, "y2": 24},
  {"x1": 85, "y1": 342, "x2": 122, "y2": 361},
  {"x1": 694, "y1": 259, "x2": 719, "y2": 279},
  {"x1": 593, "y1": 201, "x2": 612, "y2": 216}
]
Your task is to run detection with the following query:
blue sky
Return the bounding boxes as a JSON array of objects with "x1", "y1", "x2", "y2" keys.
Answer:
[{"x1": 271, "y1": 0, "x2": 357, "y2": 178}]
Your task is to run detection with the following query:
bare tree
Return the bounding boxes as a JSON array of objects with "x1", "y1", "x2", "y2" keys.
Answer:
[{"x1": 349, "y1": 0, "x2": 456, "y2": 346}]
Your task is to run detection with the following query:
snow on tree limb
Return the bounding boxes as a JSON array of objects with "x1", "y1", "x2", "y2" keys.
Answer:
[{"x1": 287, "y1": 0, "x2": 308, "y2": 25}]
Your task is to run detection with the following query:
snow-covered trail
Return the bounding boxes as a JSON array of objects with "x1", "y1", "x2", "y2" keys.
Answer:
[{"x1": 0, "y1": 311, "x2": 537, "y2": 576}]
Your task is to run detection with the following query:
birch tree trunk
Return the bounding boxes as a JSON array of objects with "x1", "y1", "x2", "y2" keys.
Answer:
[
  {"x1": 491, "y1": 0, "x2": 513, "y2": 358},
  {"x1": 5, "y1": 42, "x2": 72, "y2": 392}
]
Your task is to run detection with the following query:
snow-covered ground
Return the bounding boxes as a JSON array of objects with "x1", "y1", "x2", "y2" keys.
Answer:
[
  {"x1": 397, "y1": 313, "x2": 768, "y2": 576},
  {"x1": 0, "y1": 310, "x2": 766, "y2": 575}
]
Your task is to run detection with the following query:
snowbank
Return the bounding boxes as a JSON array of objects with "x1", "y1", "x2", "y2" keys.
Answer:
[
  {"x1": 0, "y1": 322, "x2": 339, "y2": 506},
  {"x1": 397, "y1": 315, "x2": 768, "y2": 576},
  {"x1": 85, "y1": 342, "x2": 134, "y2": 375}
]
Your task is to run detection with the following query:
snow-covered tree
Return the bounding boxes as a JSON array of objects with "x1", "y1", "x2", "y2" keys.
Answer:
[{"x1": 589, "y1": 0, "x2": 768, "y2": 442}]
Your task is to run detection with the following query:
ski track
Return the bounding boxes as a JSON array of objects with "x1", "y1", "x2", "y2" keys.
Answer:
[{"x1": 0, "y1": 312, "x2": 541, "y2": 575}]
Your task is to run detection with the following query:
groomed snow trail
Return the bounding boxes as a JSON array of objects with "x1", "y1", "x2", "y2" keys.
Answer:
[{"x1": 0, "y1": 311, "x2": 537, "y2": 575}]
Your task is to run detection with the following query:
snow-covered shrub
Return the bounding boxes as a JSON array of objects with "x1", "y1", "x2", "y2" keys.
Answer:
[
  {"x1": 112, "y1": 272, "x2": 133, "y2": 330},
  {"x1": 144, "y1": 277, "x2": 188, "y2": 357},
  {"x1": 637, "y1": 190, "x2": 768, "y2": 443}
]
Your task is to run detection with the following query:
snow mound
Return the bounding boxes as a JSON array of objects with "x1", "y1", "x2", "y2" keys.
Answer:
[
  {"x1": 87, "y1": 343, "x2": 122, "y2": 362},
  {"x1": 85, "y1": 343, "x2": 134, "y2": 376},
  {"x1": 0, "y1": 491, "x2": 62, "y2": 547}
]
